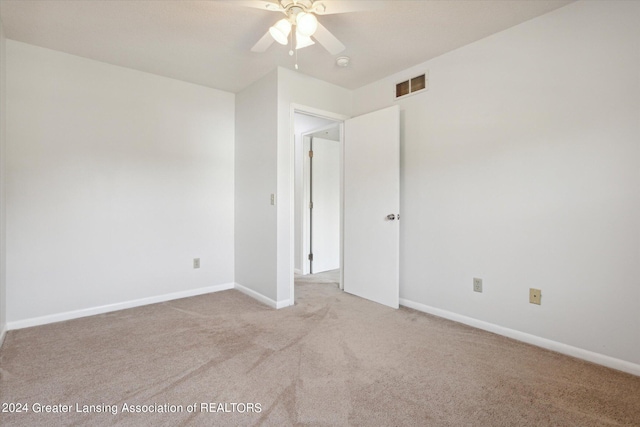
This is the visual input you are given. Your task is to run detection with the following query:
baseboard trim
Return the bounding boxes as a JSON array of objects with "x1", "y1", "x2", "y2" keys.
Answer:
[
  {"x1": 234, "y1": 283, "x2": 276, "y2": 308},
  {"x1": 7, "y1": 283, "x2": 235, "y2": 331},
  {"x1": 400, "y1": 298, "x2": 640, "y2": 377},
  {"x1": 275, "y1": 299, "x2": 292, "y2": 309},
  {"x1": 234, "y1": 283, "x2": 289, "y2": 309},
  {"x1": 233, "y1": 283, "x2": 292, "y2": 309},
  {"x1": 0, "y1": 325, "x2": 6, "y2": 350}
]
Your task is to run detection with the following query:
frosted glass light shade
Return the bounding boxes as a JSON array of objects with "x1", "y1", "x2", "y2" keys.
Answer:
[
  {"x1": 296, "y1": 31, "x2": 315, "y2": 49},
  {"x1": 296, "y1": 12, "x2": 318, "y2": 37},
  {"x1": 269, "y1": 19, "x2": 292, "y2": 45}
]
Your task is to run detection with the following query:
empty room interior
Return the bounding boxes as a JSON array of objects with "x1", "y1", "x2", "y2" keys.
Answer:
[{"x1": 0, "y1": 0, "x2": 639, "y2": 425}]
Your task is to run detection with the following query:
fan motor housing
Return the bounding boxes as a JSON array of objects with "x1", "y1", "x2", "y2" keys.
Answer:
[
  {"x1": 288, "y1": 6, "x2": 306, "y2": 19},
  {"x1": 282, "y1": 0, "x2": 314, "y2": 10}
]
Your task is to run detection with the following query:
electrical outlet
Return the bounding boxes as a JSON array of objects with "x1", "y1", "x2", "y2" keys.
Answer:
[
  {"x1": 473, "y1": 278, "x2": 482, "y2": 293},
  {"x1": 193, "y1": 258, "x2": 200, "y2": 269},
  {"x1": 529, "y1": 288, "x2": 541, "y2": 305},
  {"x1": 270, "y1": 194, "x2": 276, "y2": 206}
]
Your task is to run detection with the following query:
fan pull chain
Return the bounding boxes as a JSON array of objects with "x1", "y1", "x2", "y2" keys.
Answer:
[
  {"x1": 289, "y1": 29, "x2": 294, "y2": 56},
  {"x1": 290, "y1": 28, "x2": 298, "y2": 70}
]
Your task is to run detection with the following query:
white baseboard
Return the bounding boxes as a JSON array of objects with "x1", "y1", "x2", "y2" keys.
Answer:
[
  {"x1": 275, "y1": 299, "x2": 292, "y2": 309},
  {"x1": 7, "y1": 282, "x2": 235, "y2": 331},
  {"x1": 0, "y1": 325, "x2": 6, "y2": 350},
  {"x1": 233, "y1": 283, "x2": 291, "y2": 309},
  {"x1": 400, "y1": 298, "x2": 640, "y2": 377}
]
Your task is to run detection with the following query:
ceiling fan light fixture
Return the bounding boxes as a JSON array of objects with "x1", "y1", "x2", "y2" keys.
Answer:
[
  {"x1": 269, "y1": 19, "x2": 292, "y2": 45},
  {"x1": 295, "y1": 31, "x2": 315, "y2": 49},
  {"x1": 296, "y1": 12, "x2": 318, "y2": 37}
]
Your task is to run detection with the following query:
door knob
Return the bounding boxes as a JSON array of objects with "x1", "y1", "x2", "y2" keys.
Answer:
[{"x1": 386, "y1": 214, "x2": 396, "y2": 220}]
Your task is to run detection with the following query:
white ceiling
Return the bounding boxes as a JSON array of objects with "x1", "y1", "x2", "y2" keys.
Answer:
[{"x1": 0, "y1": 0, "x2": 574, "y2": 93}]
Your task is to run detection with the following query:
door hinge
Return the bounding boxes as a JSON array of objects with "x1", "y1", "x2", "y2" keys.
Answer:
[
  {"x1": 309, "y1": 150, "x2": 314, "y2": 158},
  {"x1": 309, "y1": 201, "x2": 313, "y2": 209},
  {"x1": 308, "y1": 253, "x2": 314, "y2": 261}
]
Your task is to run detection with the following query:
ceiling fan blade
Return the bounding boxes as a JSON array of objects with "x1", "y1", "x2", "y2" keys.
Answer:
[
  {"x1": 311, "y1": 0, "x2": 389, "y2": 15},
  {"x1": 251, "y1": 31, "x2": 275, "y2": 53},
  {"x1": 223, "y1": 1, "x2": 283, "y2": 12},
  {"x1": 313, "y1": 22, "x2": 345, "y2": 55}
]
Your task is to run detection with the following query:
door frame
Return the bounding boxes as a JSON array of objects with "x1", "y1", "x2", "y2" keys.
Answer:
[{"x1": 289, "y1": 104, "x2": 349, "y2": 305}]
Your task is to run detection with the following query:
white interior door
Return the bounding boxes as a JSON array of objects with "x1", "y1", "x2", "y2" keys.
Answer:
[
  {"x1": 311, "y1": 137, "x2": 341, "y2": 273},
  {"x1": 343, "y1": 105, "x2": 400, "y2": 308}
]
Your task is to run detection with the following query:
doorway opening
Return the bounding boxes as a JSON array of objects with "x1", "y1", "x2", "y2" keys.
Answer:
[
  {"x1": 292, "y1": 108, "x2": 346, "y2": 304},
  {"x1": 303, "y1": 122, "x2": 341, "y2": 275}
]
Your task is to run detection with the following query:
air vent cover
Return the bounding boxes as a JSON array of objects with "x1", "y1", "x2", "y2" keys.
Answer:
[{"x1": 395, "y1": 72, "x2": 428, "y2": 99}]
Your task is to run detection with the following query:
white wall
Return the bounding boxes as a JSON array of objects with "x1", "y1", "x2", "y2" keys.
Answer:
[
  {"x1": 234, "y1": 70, "x2": 279, "y2": 302},
  {"x1": 277, "y1": 67, "x2": 352, "y2": 304},
  {"x1": 354, "y1": 0, "x2": 640, "y2": 369},
  {"x1": 6, "y1": 41, "x2": 235, "y2": 324},
  {"x1": 0, "y1": 14, "x2": 7, "y2": 345}
]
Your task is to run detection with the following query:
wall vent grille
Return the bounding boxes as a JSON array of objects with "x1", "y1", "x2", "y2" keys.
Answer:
[{"x1": 395, "y1": 73, "x2": 428, "y2": 99}]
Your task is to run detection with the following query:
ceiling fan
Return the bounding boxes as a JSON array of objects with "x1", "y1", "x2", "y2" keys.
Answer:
[{"x1": 231, "y1": 0, "x2": 386, "y2": 55}]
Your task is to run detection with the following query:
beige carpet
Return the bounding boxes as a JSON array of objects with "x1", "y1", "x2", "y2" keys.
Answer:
[{"x1": 1, "y1": 271, "x2": 639, "y2": 426}]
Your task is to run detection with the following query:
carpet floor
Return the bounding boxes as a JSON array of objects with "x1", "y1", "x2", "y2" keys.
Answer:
[{"x1": 1, "y1": 271, "x2": 639, "y2": 426}]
